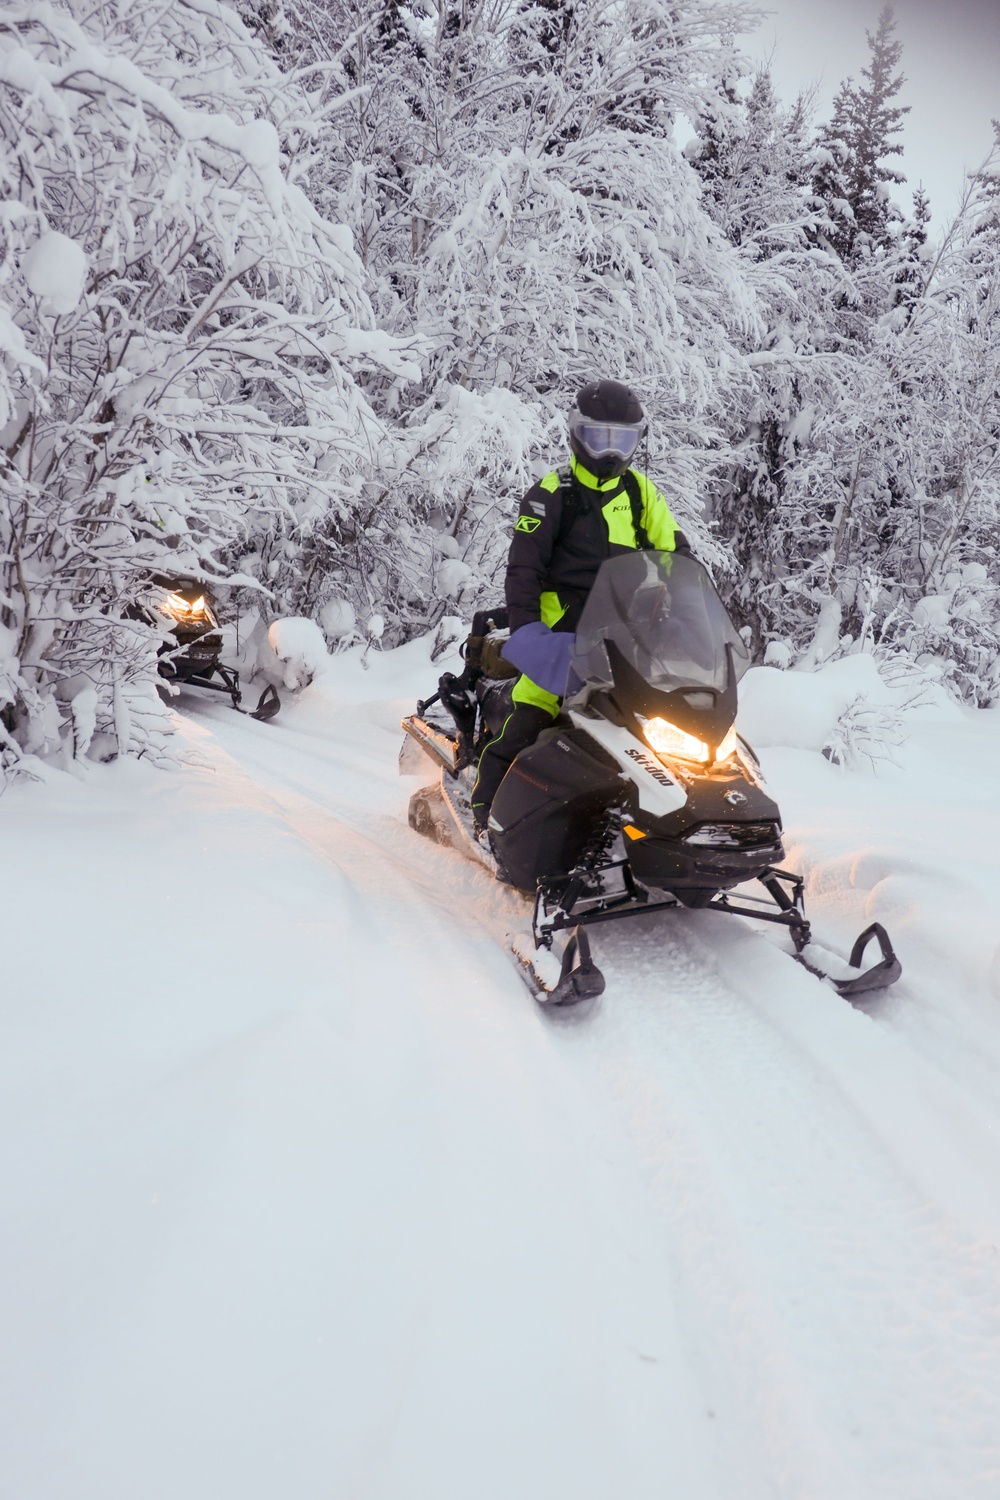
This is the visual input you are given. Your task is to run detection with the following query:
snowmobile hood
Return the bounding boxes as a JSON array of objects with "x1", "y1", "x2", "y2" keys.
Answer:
[{"x1": 567, "y1": 551, "x2": 749, "y2": 706}]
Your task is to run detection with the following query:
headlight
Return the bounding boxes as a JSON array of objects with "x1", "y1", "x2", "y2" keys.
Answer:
[
  {"x1": 640, "y1": 715, "x2": 737, "y2": 766},
  {"x1": 716, "y1": 725, "x2": 738, "y2": 761},
  {"x1": 684, "y1": 822, "x2": 781, "y2": 848},
  {"x1": 158, "y1": 592, "x2": 216, "y2": 627},
  {"x1": 641, "y1": 715, "x2": 709, "y2": 763}
]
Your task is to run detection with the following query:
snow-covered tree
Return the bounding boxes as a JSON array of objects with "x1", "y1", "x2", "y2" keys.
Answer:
[
  {"x1": 711, "y1": 123, "x2": 1000, "y2": 702},
  {"x1": 700, "y1": 11, "x2": 953, "y2": 669},
  {"x1": 889, "y1": 186, "x2": 933, "y2": 313},
  {"x1": 686, "y1": 73, "x2": 860, "y2": 652},
  {"x1": 810, "y1": 6, "x2": 910, "y2": 264},
  {"x1": 689, "y1": 70, "x2": 814, "y2": 257},
  {"x1": 268, "y1": 0, "x2": 766, "y2": 634},
  {"x1": 809, "y1": 84, "x2": 858, "y2": 264},
  {"x1": 871, "y1": 146, "x2": 1000, "y2": 699},
  {"x1": 0, "y1": 0, "x2": 411, "y2": 771}
]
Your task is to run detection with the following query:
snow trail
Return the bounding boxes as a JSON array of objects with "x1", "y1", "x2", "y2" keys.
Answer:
[
  {"x1": 576, "y1": 918, "x2": 1000, "y2": 1498},
  {"x1": 195, "y1": 673, "x2": 1000, "y2": 1496},
  {"x1": 6, "y1": 663, "x2": 1000, "y2": 1497}
]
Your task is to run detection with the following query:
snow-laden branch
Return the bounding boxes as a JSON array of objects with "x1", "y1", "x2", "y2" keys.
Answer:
[{"x1": 0, "y1": 0, "x2": 419, "y2": 770}]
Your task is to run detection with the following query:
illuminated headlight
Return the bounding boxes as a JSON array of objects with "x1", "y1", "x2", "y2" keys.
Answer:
[
  {"x1": 158, "y1": 592, "x2": 217, "y2": 627},
  {"x1": 640, "y1": 715, "x2": 738, "y2": 766},
  {"x1": 715, "y1": 724, "x2": 738, "y2": 761},
  {"x1": 641, "y1": 715, "x2": 709, "y2": 763}
]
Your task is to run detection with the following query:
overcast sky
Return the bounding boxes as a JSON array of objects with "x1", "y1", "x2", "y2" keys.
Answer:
[{"x1": 738, "y1": 0, "x2": 1000, "y2": 229}]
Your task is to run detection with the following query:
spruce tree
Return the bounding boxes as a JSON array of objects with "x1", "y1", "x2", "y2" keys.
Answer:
[
  {"x1": 809, "y1": 80, "x2": 857, "y2": 261},
  {"x1": 811, "y1": 6, "x2": 910, "y2": 263},
  {"x1": 891, "y1": 186, "x2": 932, "y2": 312},
  {"x1": 690, "y1": 70, "x2": 813, "y2": 255},
  {"x1": 967, "y1": 123, "x2": 1000, "y2": 238}
]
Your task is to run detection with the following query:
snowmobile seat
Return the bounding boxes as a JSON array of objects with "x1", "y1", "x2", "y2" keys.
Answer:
[{"x1": 476, "y1": 675, "x2": 517, "y2": 737}]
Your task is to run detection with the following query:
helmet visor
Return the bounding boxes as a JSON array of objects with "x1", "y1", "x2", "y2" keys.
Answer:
[{"x1": 569, "y1": 410, "x2": 642, "y2": 463}]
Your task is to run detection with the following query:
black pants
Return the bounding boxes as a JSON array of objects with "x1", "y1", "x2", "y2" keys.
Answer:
[{"x1": 470, "y1": 704, "x2": 554, "y2": 828}]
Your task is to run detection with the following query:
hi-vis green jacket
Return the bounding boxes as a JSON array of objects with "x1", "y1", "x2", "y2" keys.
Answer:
[{"x1": 505, "y1": 454, "x2": 684, "y2": 634}]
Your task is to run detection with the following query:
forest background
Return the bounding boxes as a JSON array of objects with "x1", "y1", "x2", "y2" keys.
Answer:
[{"x1": 2, "y1": 0, "x2": 1000, "y2": 770}]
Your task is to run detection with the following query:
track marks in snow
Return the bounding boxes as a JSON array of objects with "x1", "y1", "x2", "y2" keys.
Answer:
[
  {"x1": 192, "y1": 694, "x2": 1000, "y2": 1497},
  {"x1": 569, "y1": 914, "x2": 1000, "y2": 1498},
  {"x1": 171, "y1": 710, "x2": 720, "y2": 1499}
]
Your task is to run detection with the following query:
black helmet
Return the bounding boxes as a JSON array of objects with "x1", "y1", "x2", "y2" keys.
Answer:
[{"x1": 569, "y1": 380, "x2": 646, "y2": 479}]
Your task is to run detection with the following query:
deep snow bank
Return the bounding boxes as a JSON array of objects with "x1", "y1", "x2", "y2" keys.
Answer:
[{"x1": 735, "y1": 654, "x2": 1000, "y2": 1114}]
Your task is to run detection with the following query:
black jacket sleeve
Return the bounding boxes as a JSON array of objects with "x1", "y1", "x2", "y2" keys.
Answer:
[{"x1": 504, "y1": 479, "x2": 562, "y2": 633}]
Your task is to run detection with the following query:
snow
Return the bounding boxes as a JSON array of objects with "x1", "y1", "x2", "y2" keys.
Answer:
[
  {"x1": 69, "y1": 685, "x2": 98, "y2": 756},
  {"x1": 0, "y1": 305, "x2": 44, "y2": 378},
  {"x1": 738, "y1": 655, "x2": 889, "y2": 751},
  {"x1": 21, "y1": 231, "x2": 88, "y2": 314},
  {"x1": 912, "y1": 593, "x2": 952, "y2": 629},
  {"x1": 436, "y1": 556, "x2": 473, "y2": 596},
  {"x1": 6, "y1": 646, "x2": 1000, "y2": 1496},
  {"x1": 260, "y1": 617, "x2": 330, "y2": 690},
  {"x1": 737, "y1": 653, "x2": 961, "y2": 754},
  {"x1": 319, "y1": 597, "x2": 357, "y2": 641},
  {"x1": 236, "y1": 117, "x2": 280, "y2": 172}
]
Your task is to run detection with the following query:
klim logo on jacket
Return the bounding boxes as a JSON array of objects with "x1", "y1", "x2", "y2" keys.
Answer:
[{"x1": 515, "y1": 515, "x2": 541, "y2": 533}]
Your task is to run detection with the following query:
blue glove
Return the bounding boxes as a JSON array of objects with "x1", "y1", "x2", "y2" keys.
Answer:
[{"x1": 502, "y1": 622, "x2": 577, "y2": 698}]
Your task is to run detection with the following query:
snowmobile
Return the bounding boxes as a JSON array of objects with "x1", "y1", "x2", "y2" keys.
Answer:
[
  {"x1": 401, "y1": 550, "x2": 901, "y2": 1011},
  {"x1": 148, "y1": 578, "x2": 280, "y2": 722}
]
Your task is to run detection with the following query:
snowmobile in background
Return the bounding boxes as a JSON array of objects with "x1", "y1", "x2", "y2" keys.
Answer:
[
  {"x1": 401, "y1": 551, "x2": 901, "y2": 1011},
  {"x1": 149, "y1": 578, "x2": 280, "y2": 722}
]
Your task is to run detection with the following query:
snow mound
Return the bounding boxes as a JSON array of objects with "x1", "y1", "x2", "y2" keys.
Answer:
[
  {"x1": 22, "y1": 231, "x2": 88, "y2": 314},
  {"x1": 260, "y1": 617, "x2": 330, "y2": 690},
  {"x1": 738, "y1": 654, "x2": 961, "y2": 756},
  {"x1": 237, "y1": 118, "x2": 280, "y2": 171},
  {"x1": 913, "y1": 594, "x2": 953, "y2": 630},
  {"x1": 437, "y1": 557, "x2": 472, "y2": 597},
  {"x1": 319, "y1": 598, "x2": 356, "y2": 642},
  {"x1": 738, "y1": 658, "x2": 889, "y2": 752}
]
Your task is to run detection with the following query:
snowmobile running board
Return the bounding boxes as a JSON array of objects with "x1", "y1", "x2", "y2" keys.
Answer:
[
  {"x1": 401, "y1": 713, "x2": 459, "y2": 773},
  {"x1": 532, "y1": 868, "x2": 901, "y2": 1001}
]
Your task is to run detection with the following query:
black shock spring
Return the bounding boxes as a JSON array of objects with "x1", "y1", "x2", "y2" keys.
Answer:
[
  {"x1": 572, "y1": 801, "x2": 627, "y2": 877},
  {"x1": 549, "y1": 800, "x2": 631, "y2": 918}
]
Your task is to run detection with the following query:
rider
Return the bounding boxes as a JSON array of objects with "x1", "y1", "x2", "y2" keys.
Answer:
[{"x1": 471, "y1": 379, "x2": 688, "y2": 837}]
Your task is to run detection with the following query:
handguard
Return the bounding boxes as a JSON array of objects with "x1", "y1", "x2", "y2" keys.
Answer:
[{"x1": 502, "y1": 622, "x2": 576, "y2": 698}]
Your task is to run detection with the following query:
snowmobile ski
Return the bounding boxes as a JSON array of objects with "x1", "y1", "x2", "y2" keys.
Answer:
[
  {"x1": 510, "y1": 926, "x2": 605, "y2": 1015},
  {"x1": 795, "y1": 923, "x2": 901, "y2": 999},
  {"x1": 184, "y1": 664, "x2": 280, "y2": 721}
]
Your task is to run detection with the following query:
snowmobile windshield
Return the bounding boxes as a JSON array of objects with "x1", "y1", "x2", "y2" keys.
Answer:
[{"x1": 569, "y1": 551, "x2": 749, "y2": 698}]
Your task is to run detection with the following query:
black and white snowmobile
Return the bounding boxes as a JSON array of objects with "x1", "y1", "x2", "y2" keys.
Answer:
[
  {"x1": 146, "y1": 578, "x2": 280, "y2": 722},
  {"x1": 401, "y1": 551, "x2": 901, "y2": 1012}
]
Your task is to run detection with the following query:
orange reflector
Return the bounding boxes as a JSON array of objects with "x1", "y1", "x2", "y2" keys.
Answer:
[{"x1": 623, "y1": 824, "x2": 646, "y2": 841}]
